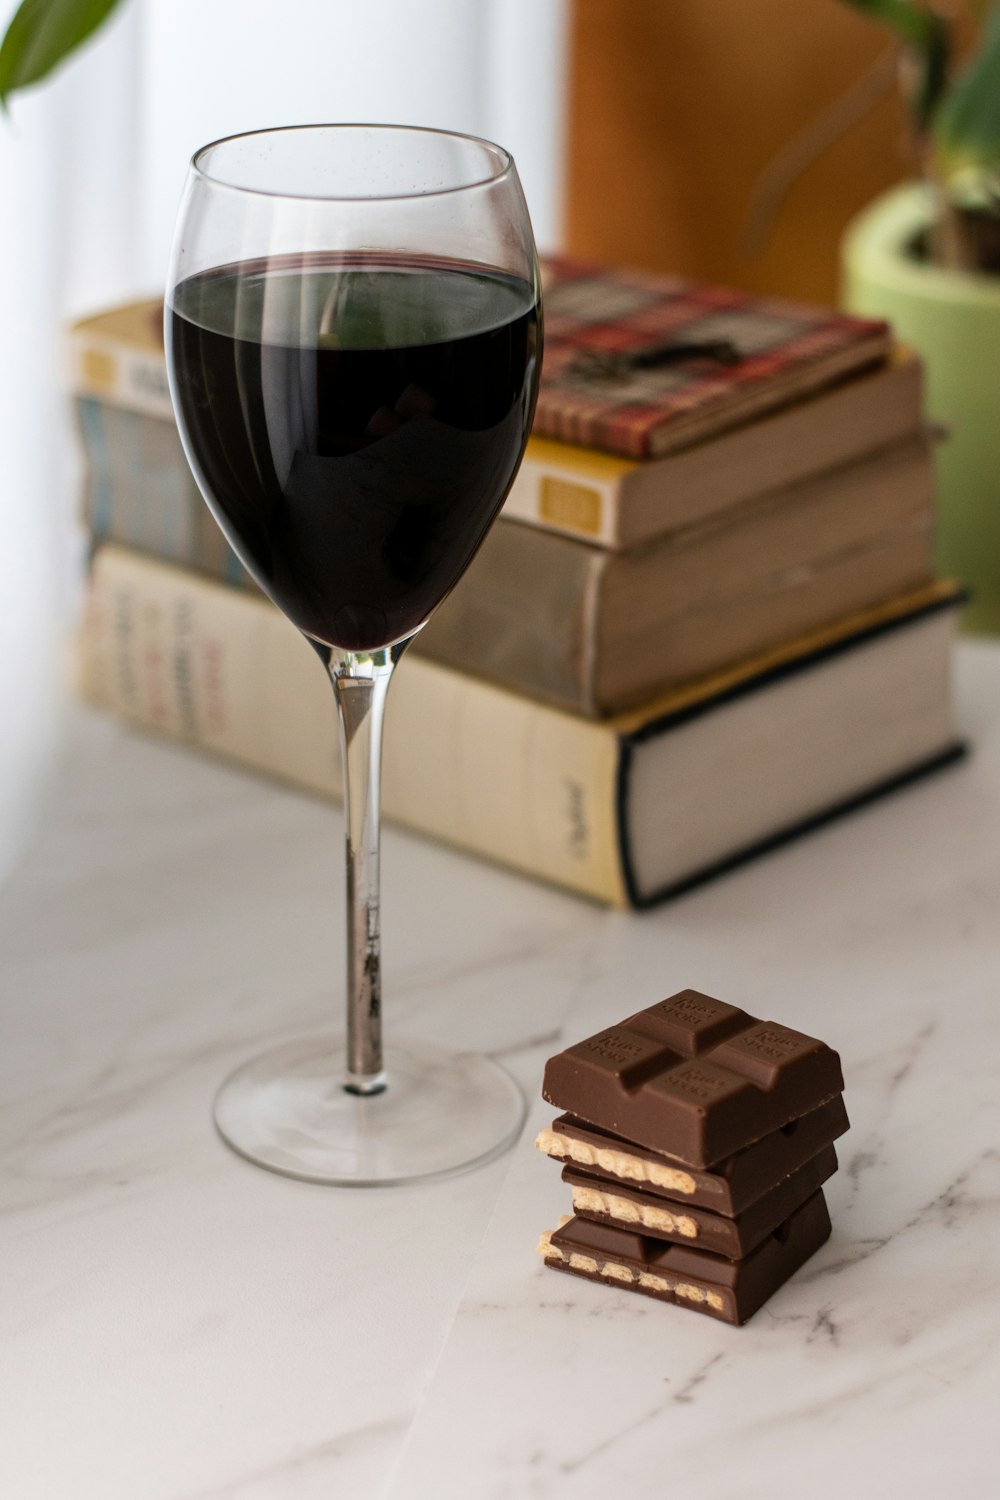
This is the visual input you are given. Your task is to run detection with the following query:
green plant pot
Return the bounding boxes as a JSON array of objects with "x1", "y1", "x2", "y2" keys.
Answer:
[{"x1": 842, "y1": 182, "x2": 1000, "y2": 634}]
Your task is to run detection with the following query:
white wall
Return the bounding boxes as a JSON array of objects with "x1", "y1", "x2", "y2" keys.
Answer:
[
  {"x1": 137, "y1": 0, "x2": 568, "y2": 291},
  {"x1": 0, "y1": 0, "x2": 570, "y2": 879},
  {"x1": 0, "y1": 0, "x2": 143, "y2": 880}
]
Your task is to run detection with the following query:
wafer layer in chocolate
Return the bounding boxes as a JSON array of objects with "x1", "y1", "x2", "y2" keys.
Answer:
[
  {"x1": 542, "y1": 990, "x2": 843, "y2": 1167},
  {"x1": 536, "y1": 1095, "x2": 849, "y2": 1215},
  {"x1": 562, "y1": 1143, "x2": 837, "y2": 1258},
  {"x1": 538, "y1": 1190, "x2": 831, "y2": 1325}
]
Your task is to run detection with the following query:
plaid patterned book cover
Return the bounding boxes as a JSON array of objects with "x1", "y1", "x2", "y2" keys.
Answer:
[{"x1": 537, "y1": 259, "x2": 891, "y2": 460}]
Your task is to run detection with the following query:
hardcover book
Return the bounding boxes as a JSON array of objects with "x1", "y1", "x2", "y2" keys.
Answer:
[
  {"x1": 79, "y1": 546, "x2": 965, "y2": 909},
  {"x1": 535, "y1": 258, "x2": 890, "y2": 458},
  {"x1": 75, "y1": 396, "x2": 937, "y2": 717},
  {"x1": 506, "y1": 348, "x2": 926, "y2": 548}
]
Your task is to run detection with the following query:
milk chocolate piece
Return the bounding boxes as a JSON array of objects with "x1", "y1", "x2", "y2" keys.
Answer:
[
  {"x1": 562, "y1": 1143, "x2": 837, "y2": 1258},
  {"x1": 537, "y1": 1095, "x2": 849, "y2": 1215},
  {"x1": 542, "y1": 989, "x2": 844, "y2": 1168},
  {"x1": 538, "y1": 1190, "x2": 831, "y2": 1325}
]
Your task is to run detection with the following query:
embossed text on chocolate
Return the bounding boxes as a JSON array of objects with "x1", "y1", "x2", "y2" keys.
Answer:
[{"x1": 582, "y1": 1032, "x2": 649, "y2": 1067}]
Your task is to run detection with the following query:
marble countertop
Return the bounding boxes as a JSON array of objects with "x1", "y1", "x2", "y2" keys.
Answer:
[{"x1": 3, "y1": 643, "x2": 1000, "y2": 1500}]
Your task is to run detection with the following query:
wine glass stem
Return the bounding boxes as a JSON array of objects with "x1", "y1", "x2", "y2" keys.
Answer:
[{"x1": 328, "y1": 648, "x2": 399, "y2": 1095}]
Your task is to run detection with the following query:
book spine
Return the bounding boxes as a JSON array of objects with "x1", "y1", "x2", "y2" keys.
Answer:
[
  {"x1": 503, "y1": 446, "x2": 627, "y2": 545},
  {"x1": 66, "y1": 331, "x2": 175, "y2": 420},
  {"x1": 79, "y1": 547, "x2": 628, "y2": 906},
  {"x1": 75, "y1": 398, "x2": 252, "y2": 587}
]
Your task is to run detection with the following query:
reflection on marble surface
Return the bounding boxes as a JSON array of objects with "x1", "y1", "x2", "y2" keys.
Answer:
[{"x1": 2, "y1": 643, "x2": 1000, "y2": 1499}]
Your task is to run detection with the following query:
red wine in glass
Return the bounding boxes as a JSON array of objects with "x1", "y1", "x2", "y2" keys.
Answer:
[{"x1": 169, "y1": 253, "x2": 539, "y2": 651}]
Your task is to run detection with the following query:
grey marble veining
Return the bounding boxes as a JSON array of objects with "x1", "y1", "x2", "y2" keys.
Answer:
[
  {"x1": 3, "y1": 643, "x2": 1000, "y2": 1499},
  {"x1": 387, "y1": 644, "x2": 1000, "y2": 1500},
  {"x1": 0, "y1": 710, "x2": 593, "y2": 1500}
]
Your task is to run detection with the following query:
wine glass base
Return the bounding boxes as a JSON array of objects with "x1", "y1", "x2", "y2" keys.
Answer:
[{"x1": 213, "y1": 1035, "x2": 526, "y2": 1186}]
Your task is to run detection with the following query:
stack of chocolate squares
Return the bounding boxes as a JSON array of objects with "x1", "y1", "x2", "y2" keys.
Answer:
[{"x1": 535, "y1": 990, "x2": 848, "y2": 1325}]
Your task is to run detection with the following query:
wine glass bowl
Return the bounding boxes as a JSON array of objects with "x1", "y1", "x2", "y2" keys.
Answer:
[
  {"x1": 165, "y1": 124, "x2": 541, "y2": 1184},
  {"x1": 167, "y1": 126, "x2": 540, "y2": 655}
]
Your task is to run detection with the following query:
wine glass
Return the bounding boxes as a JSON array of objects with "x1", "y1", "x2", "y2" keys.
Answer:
[{"x1": 165, "y1": 124, "x2": 541, "y2": 1185}]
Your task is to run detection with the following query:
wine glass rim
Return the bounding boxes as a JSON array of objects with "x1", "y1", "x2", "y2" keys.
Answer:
[{"x1": 190, "y1": 122, "x2": 515, "y2": 203}]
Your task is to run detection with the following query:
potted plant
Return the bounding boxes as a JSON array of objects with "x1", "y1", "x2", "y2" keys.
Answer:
[{"x1": 838, "y1": 1, "x2": 1000, "y2": 631}]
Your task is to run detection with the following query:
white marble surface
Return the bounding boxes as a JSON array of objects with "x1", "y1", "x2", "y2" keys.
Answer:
[{"x1": 3, "y1": 643, "x2": 1000, "y2": 1499}]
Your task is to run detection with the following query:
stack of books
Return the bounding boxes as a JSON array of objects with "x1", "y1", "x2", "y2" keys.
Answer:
[{"x1": 71, "y1": 260, "x2": 965, "y2": 907}]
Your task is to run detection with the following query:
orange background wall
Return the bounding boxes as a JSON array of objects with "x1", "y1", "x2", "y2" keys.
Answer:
[{"x1": 564, "y1": 0, "x2": 927, "y2": 305}]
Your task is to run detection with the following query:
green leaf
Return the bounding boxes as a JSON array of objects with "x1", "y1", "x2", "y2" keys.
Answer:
[
  {"x1": 839, "y1": 0, "x2": 952, "y2": 127},
  {"x1": 933, "y1": 3, "x2": 1000, "y2": 175},
  {"x1": 841, "y1": 0, "x2": 937, "y2": 49},
  {"x1": 0, "y1": 0, "x2": 125, "y2": 107}
]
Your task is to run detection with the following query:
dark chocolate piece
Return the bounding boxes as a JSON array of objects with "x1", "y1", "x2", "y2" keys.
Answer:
[
  {"x1": 539, "y1": 1190, "x2": 832, "y2": 1325},
  {"x1": 537, "y1": 1094, "x2": 849, "y2": 1215},
  {"x1": 562, "y1": 1143, "x2": 837, "y2": 1258},
  {"x1": 541, "y1": 989, "x2": 844, "y2": 1167}
]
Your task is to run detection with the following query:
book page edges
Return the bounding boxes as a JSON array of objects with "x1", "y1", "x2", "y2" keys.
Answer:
[
  {"x1": 625, "y1": 603, "x2": 960, "y2": 900},
  {"x1": 607, "y1": 579, "x2": 963, "y2": 739},
  {"x1": 617, "y1": 351, "x2": 924, "y2": 546}
]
